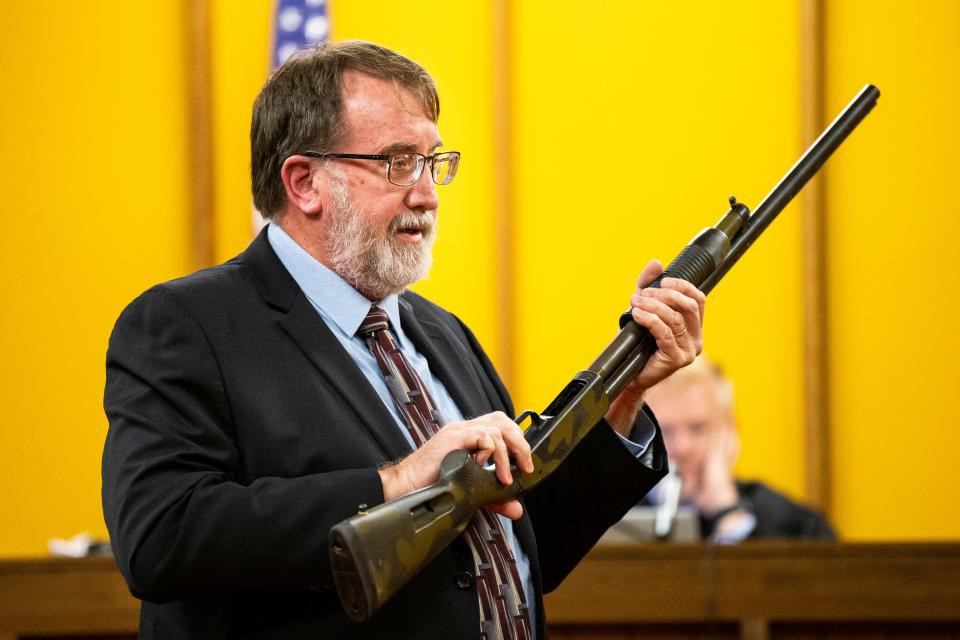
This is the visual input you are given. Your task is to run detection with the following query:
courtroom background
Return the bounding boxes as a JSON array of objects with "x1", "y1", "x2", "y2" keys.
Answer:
[{"x1": 0, "y1": 1, "x2": 956, "y2": 558}]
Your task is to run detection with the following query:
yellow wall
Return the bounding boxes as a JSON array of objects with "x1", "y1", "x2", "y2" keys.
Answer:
[
  {"x1": 1, "y1": 1, "x2": 958, "y2": 557},
  {"x1": 0, "y1": 2, "x2": 193, "y2": 555},
  {"x1": 509, "y1": 1, "x2": 807, "y2": 499},
  {"x1": 209, "y1": 0, "x2": 274, "y2": 263},
  {"x1": 825, "y1": 1, "x2": 960, "y2": 539}
]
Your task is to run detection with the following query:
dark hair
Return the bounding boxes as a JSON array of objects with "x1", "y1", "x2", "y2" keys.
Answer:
[{"x1": 250, "y1": 41, "x2": 440, "y2": 219}]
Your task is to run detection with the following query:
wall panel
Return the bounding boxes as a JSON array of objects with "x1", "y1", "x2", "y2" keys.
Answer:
[
  {"x1": 0, "y1": 1, "x2": 193, "y2": 555},
  {"x1": 210, "y1": 0, "x2": 274, "y2": 264},
  {"x1": 3, "y1": 0, "x2": 958, "y2": 560},
  {"x1": 825, "y1": 1, "x2": 960, "y2": 539},
  {"x1": 509, "y1": 1, "x2": 808, "y2": 500}
]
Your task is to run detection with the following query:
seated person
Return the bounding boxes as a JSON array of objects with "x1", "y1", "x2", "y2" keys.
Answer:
[{"x1": 643, "y1": 355, "x2": 835, "y2": 543}]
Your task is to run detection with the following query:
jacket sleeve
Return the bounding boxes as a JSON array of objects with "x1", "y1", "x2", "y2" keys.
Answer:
[
  {"x1": 102, "y1": 286, "x2": 385, "y2": 603},
  {"x1": 524, "y1": 410, "x2": 668, "y2": 592},
  {"x1": 740, "y1": 482, "x2": 838, "y2": 541}
]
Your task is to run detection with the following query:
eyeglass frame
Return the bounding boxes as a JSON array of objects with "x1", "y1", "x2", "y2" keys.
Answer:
[{"x1": 301, "y1": 150, "x2": 460, "y2": 187}]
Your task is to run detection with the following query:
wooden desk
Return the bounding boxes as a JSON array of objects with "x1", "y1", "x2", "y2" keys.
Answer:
[
  {"x1": 1, "y1": 543, "x2": 958, "y2": 639},
  {"x1": 0, "y1": 556, "x2": 136, "y2": 639},
  {"x1": 545, "y1": 541, "x2": 960, "y2": 639}
]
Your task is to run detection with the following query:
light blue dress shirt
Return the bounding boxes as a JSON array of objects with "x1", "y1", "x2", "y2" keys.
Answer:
[{"x1": 267, "y1": 222, "x2": 655, "y2": 634}]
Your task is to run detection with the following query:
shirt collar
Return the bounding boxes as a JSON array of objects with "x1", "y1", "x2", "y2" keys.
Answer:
[{"x1": 267, "y1": 223, "x2": 402, "y2": 339}]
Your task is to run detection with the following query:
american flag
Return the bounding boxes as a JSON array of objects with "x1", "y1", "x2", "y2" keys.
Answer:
[{"x1": 271, "y1": 0, "x2": 331, "y2": 69}]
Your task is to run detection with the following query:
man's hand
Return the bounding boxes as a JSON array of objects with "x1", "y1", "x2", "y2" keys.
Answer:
[
  {"x1": 693, "y1": 423, "x2": 740, "y2": 513},
  {"x1": 378, "y1": 412, "x2": 534, "y2": 520},
  {"x1": 606, "y1": 260, "x2": 706, "y2": 435}
]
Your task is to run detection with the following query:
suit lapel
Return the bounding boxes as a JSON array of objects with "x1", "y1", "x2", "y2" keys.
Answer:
[
  {"x1": 398, "y1": 298, "x2": 493, "y2": 420},
  {"x1": 242, "y1": 229, "x2": 412, "y2": 460},
  {"x1": 278, "y1": 296, "x2": 413, "y2": 459}
]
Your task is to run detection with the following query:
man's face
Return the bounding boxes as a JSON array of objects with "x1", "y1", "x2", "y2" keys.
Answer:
[
  {"x1": 645, "y1": 381, "x2": 733, "y2": 500},
  {"x1": 321, "y1": 176, "x2": 437, "y2": 301},
  {"x1": 316, "y1": 71, "x2": 443, "y2": 300}
]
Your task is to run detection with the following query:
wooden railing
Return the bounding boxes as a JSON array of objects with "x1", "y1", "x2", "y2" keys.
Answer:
[
  {"x1": 545, "y1": 541, "x2": 960, "y2": 639},
  {"x1": 1, "y1": 543, "x2": 958, "y2": 639},
  {"x1": 0, "y1": 556, "x2": 136, "y2": 639}
]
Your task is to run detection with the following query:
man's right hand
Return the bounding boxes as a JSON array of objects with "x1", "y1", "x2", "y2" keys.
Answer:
[
  {"x1": 694, "y1": 425, "x2": 740, "y2": 514},
  {"x1": 377, "y1": 411, "x2": 534, "y2": 520}
]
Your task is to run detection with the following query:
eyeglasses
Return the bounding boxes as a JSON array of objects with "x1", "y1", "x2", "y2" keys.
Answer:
[{"x1": 302, "y1": 151, "x2": 460, "y2": 187}]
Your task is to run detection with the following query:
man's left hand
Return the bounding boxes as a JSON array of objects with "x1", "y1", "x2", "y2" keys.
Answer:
[{"x1": 605, "y1": 260, "x2": 705, "y2": 435}]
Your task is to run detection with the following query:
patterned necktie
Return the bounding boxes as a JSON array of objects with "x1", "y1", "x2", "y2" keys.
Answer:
[{"x1": 358, "y1": 305, "x2": 532, "y2": 640}]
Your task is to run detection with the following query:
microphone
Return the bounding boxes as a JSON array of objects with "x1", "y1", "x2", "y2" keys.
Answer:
[{"x1": 654, "y1": 464, "x2": 682, "y2": 539}]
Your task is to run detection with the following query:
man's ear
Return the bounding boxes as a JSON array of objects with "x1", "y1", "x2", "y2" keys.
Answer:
[{"x1": 280, "y1": 155, "x2": 328, "y2": 217}]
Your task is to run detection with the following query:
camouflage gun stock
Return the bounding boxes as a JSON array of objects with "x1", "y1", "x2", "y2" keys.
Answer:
[{"x1": 330, "y1": 84, "x2": 881, "y2": 621}]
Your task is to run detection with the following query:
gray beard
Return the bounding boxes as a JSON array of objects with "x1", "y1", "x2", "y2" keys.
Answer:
[{"x1": 321, "y1": 181, "x2": 437, "y2": 301}]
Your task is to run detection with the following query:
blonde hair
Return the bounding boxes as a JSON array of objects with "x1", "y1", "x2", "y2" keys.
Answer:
[{"x1": 650, "y1": 354, "x2": 735, "y2": 412}]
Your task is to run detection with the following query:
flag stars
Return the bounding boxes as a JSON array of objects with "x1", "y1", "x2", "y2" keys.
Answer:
[
  {"x1": 276, "y1": 42, "x2": 300, "y2": 66},
  {"x1": 278, "y1": 7, "x2": 304, "y2": 32},
  {"x1": 272, "y1": 0, "x2": 331, "y2": 70},
  {"x1": 305, "y1": 15, "x2": 329, "y2": 41}
]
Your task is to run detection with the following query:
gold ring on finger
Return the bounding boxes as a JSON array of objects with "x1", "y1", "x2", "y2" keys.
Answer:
[{"x1": 673, "y1": 324, "x2": 687, "y2": 338}]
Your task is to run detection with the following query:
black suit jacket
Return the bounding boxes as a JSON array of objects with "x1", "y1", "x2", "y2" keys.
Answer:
[
  {"x1": 700, "y1": 481, "x2": 835, "y2": 540},
  {"x1": 102, "y1": 229, "x2": 668, "y2": 639}
]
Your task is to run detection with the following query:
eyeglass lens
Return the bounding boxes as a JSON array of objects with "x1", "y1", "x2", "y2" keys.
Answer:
[
  {"x1": 388, "y1": 153, "x2": 459, "y2": 186},
  {"x1": 432, "y1": 153, "x2": 458, "y2": 185}
]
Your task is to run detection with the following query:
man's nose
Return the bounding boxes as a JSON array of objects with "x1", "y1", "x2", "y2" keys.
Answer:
[{"x1": 404, "y1": 166, "x2": 440, "y2": 212}]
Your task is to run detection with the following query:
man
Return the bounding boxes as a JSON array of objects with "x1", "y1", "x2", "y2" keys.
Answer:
[
  {"x1": 102, "y1": 41, "x2": 705, "y2": 639},
  {"x1": 643, "y1": 355, "x2": 835, "y2": 542}
]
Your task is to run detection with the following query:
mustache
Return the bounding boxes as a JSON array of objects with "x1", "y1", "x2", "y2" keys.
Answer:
[{"x1": 389, "y1": 210, "x2": 436, "y2": 238}]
